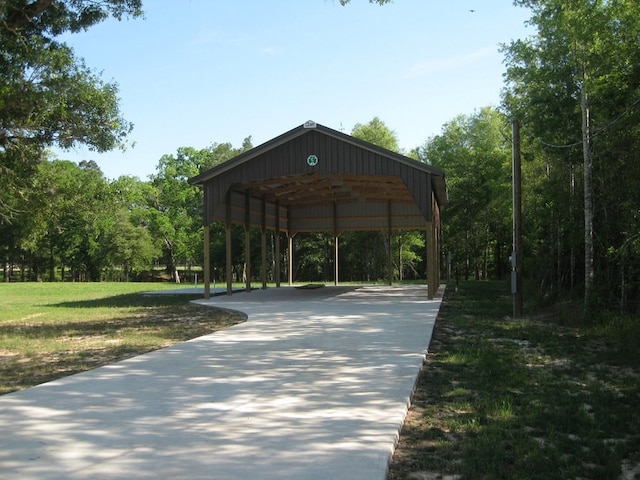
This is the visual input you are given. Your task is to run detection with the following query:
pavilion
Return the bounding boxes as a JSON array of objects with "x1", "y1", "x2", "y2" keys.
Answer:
[{"x1": 188, "y1": 121, "x2": 447, "y2": 299}]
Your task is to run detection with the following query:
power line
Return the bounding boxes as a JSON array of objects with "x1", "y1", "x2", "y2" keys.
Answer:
[{"x1": 534, "y1": 95, "x2": 640, "y2": 149}]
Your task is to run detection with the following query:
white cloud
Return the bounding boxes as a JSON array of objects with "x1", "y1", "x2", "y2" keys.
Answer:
[
  {"x1": 405, "y1": 46, "x2": 498, "y2": 78},
  {"x1": 260, "y1": 46, "x2": 279, "y2": 55},
  {"x1": 189, "y1": 29, "x2": 248, "y2": 48}
]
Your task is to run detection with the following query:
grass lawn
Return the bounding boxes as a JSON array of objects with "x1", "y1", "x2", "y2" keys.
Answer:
[
  {"x1": 388, "y1": 281, "x2": 640, "y2": 480},
  {"x1": 3, "y1": 281, "x2": 639, "y2": 478},
  {"x1": 0, "y1": 282, "x2": 245, "y2": 395}
]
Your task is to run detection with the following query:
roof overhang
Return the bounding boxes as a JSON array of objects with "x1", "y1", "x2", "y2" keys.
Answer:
[{"x1": 189, "y1": 122, "x2": 447, "y2": 234}]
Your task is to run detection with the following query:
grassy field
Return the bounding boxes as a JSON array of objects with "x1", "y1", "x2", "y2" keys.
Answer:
[
  {"x1": 3, "y1": 281, "x2": 639, "y2": 478},
  {"x1": 388, "y1": 281, "x2": 640, "y2": 480},
  {"x1": 0, "y1": 282, "x2": 245, "y2": 395}
]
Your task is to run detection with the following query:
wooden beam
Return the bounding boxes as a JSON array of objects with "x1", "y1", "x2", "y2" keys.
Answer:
[
  {"x1": 235, "y1": 172, "x2": 324, "y2": 191},
  {"x1": 334, "y1": 201, "x2": 339, "y2": 286},
  {"x1": 435, "y1": 198, "x2": 441, "y2": 290},
  {"x1": 203, "y1": 224, "x2": 210, "y2": 299},
  {"x1": 288, "y1": 206, "x2": 293, "y2": 286},
  {"x1": 426, "y1": 220, "x2": 436, "y2": 300},
  {"x1": 275, "y1": 200, "x2": 281, "y2": 288},
  {"x1": 244, "y1": 189, "x2": 251, "y2": 293},
  {"x1": 225, "y1": 195, "x2": 232, "y2": 296},
  {"x1": 226, "y1": 204, "x2": 423, "y2": 222},
  {"x1": 234, "y1": 172, "x2": 416, "y2": 207},
  {"x1": 285, "y1": 197, "x2": 360, "y2": 210},
  {"x1": 334, "y1": 235, "x2": 339, "y2": 286},
  {"x1": 288, "y1": 234, "x2": 294, "y2": 286},
  {"x1": 275, "y1": 186, "x2": 353, "y2": 203},
  {"x1": 261, "y1": 195, "x2": 267, "y2": 290},
  {"x1": 387, "y1": 200, "x2": 393, "y2": 286}
]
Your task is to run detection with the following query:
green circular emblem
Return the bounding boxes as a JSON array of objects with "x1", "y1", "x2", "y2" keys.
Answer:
[{"x1": 307, "y1": 154, "x2": 318, "y2": 166}]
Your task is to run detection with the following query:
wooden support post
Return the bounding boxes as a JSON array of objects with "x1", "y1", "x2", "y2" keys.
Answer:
[
  {"x1": 436, "y1": 212, "x2": 442, "y2": 289},
  {"x1": 433, "y1": 221, "x2": 438, "y2": 297},
  {"x1": 333, "y1": 201, "x2": 339, "y2": 286},
  {"x1": 435, "y1": 222, "x2": 440, "y2": 292},
  {"x1": 261, "y1": 196, "x2": 267, "y2": 290},
  {"x1": 287, "y1": 207, "x2": 293, "y2": 286},
  {"x1": 244, "y1": 190, "x2": 251, "y2": 293},
  {"x1": 203, "y1": 224, "x2": 210, "y2": 299},
  {"x1": 334, "y1": 235, "x2": 339, "y2": 286},
  {"x1": 425, "y1": 224, "x2": 431, "y2": 299},
  {"x1": 288, "y1": 234, "x2": 294, "y2": 286},
  {"x1": 426, "y1": 221, "x2": 436, "y2": 300},
  {"x1": 225, "y1": 199, "x2": 232, "y2": 296},
  {"x1": 275, "y1": 201, "x2": 281, "y2": 288},
  {"x1": 387, "y1": 200, "x2": 393, "y2": 286},
  {"x1": 261, "y1": 230, "x2": 267, "y2": 289}
]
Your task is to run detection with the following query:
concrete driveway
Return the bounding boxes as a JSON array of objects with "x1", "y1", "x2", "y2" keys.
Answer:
[{"x1": 0, "y1": 284, "x2": 442, "y2": 479}]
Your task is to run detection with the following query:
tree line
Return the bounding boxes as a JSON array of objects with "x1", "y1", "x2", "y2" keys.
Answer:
[
  {"x1": 3, "y1": 1, "x2": 640, "y2": 319},
  {"x1": 424, "y1": 0, "x2": 640, "y2": 318},
  {"x1": 0, "y1": 119, "x2": 432, "y2": 285}
]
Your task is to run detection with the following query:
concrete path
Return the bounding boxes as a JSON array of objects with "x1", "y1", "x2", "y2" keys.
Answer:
[{"x1": 0, "y1": 284, "x2": 442, "y2": 480}]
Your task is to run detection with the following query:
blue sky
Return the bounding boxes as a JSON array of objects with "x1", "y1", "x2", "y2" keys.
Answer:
[{"x1": 54, "y1": 0, "x2": 532, "y2": 180}]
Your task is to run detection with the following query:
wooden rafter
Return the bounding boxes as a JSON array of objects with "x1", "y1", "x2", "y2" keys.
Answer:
[{"x1": 232, "y1": 173, "x2": 414, "y2": 208}]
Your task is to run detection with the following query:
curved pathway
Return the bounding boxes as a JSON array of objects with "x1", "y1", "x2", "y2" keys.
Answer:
[{"x1": 0, "y1": 285, "x2": 442, "y2": 479}]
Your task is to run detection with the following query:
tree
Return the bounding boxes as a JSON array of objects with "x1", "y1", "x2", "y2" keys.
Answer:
[
  {"x1": 148, "y1": 141, "x2": 252, "y2": 282},
  {"x1": 104, "y1": 209, "x2": 156, "y2": 281},
  {"x1": 502, "y1": 0, "x2": 640, "y2": 316},
  {"x1": 393, "y1": 231, "x2": 425, "y2": 281},
  {"x1": 349, "y1": 117, "x2": 426, "y2": 281},
  {"x1": 340, "y1": 231, "x2": 387, "y2": 281},
  {"x1": 352, "y1": 117, "x2": 400, "y2": 152},
  {"x1": 340, "y1": 0, "x2": 392, "y2": 4},
  {"x1": 104, "y1": 175, "x2": 158, "y2": 280},
  {"x1": 294, "y1": 233, "x2": 334, "y2": 282},
  {"x1": 0, "y1": 0, "x2": 142, "y2": 221},
  {"x1": 421, "y1": 108, "x2": 512, "y2": 282},
  {"x1": 0, "y1": 190, "x2": 30, "y2": 281},
  {"x1": 17, "y1": 158, "x2": 112, "y2": 281}
]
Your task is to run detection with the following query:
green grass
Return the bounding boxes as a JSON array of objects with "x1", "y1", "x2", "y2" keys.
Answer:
[
  {"x1": 388, "y1": 280, "x2": 640, "y2": 480},
  {"x1": 0, "y1": 282, "x2": 245, "y2": 394}
]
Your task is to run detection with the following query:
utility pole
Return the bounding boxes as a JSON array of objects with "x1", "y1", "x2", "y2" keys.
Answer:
[{"x1": 512, "y1": 120, "x2": 524, "y2": 318}]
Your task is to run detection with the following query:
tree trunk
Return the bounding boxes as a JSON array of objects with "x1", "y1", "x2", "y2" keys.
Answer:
[
  {"x1": 49, "y1": 242, "x2": 55, "y2": 282},
  {"x1": 570, "y1": 164, "x2": 576, "y2": 291},
  {"x1": 581, "y1": 84, "x2": 594, "y2": 319},
  {"x1": 163, "y1": 237, "x2": 180, "y2": 283},
  {"x1": 464, "y1": 230, "x2": 470, "y2": 281}
]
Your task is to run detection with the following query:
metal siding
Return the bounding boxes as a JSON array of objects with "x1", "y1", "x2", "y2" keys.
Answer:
[
  {"x1": 204, "y1": 184, "x2": 212, "y2": 226},
  {"x1": 287, "y1": 200, "x2": 425, "y2": 233},
  {"x1": 333, "y1": 139, "x2": 341, "y2": 170},
  {"x1": 380, "y1": 155, "x2": 387, "y2": 175},
  {"x1": 257, "y1": 151, "x2": 268, "y2": 180},
  {"x1": 426, "y1": 174, "x2": 433, "y2": 219},
  {"x1": 196, "y1": 123, "x2": 445, "y2": 234}
]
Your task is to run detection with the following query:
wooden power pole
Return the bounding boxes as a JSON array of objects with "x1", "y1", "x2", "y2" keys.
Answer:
[{"x1": 512, "y1": 120, "x2": 524, "y2": 317}]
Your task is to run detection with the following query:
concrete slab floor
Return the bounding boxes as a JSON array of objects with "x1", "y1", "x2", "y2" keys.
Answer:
[{"x1": 0, "y1": 284, "x2": 443, "y2": 480}]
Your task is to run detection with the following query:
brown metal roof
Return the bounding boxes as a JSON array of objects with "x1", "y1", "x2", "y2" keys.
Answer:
[{"x1": 189, "y1": 121, "x2": 447, "y2": 234}]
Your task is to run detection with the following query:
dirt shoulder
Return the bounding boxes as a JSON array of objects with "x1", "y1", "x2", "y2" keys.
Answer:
[{"x1": 387, "y1": 283, "x2": 640, "y2": 480}]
